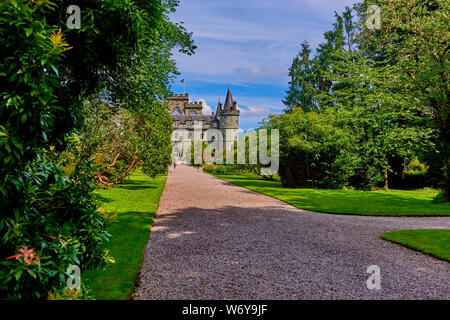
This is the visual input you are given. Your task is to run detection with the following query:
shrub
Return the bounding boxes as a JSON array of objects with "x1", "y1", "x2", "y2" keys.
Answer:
[
  {"x1": 267, "y1": 108, "x2": 358, "y2": 188},
  {"x1": 0, "y1": 157, "x2": 112, "y2": 299},
  {"x1": 0, "y1": 0, "x2": 193, "y2": 299},
  {"x1": 201, "y1": 164, "x2": 256, "y2": 175}
]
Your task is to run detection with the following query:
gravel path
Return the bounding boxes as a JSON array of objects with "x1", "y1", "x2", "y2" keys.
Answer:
[{"x1": 134, "y1": 164, "x2": 450, "y2": 300}]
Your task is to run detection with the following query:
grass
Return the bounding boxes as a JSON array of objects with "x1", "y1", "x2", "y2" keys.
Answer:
[
  {"x1": 213, "y1": 174, "x2": 449, "y2": 216},
  {"x1": 381, "y1": 229, "x2": 450, "y2": 262},
  {"x1": 82, "y1": 170, "x2": 167, "y2": 300}
]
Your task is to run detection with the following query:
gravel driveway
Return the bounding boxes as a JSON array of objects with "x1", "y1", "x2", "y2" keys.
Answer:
[{"x1": 134, "y1": 164, "x2": 450, "y2": 300}]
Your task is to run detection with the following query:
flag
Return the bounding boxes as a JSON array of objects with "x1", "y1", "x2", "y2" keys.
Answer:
[{"x1": 180, "y1": 79, "x2": 185, "y2": 83}]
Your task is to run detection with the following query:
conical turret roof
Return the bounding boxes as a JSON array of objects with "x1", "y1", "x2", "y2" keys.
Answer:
[
  {"x1": 224, "y1": 88, "x2": 234, "y2": 111},
  {"x1": 215, "y1": 100, "x2": 222, "y2": 116}
]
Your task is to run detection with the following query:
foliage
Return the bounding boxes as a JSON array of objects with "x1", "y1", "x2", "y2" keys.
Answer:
[
  {"x1": 284, "y1": 7, "x2": 355, "y2": 112},
  {"x1": 0, "y1": 157, "x2": 111, "y2": 299},
  {"x1": 356, "y1": 0, "x2": 449, "y2": 199},
  {"x1": 202, "y1": 164, "x2": 256, "y2": 175},
  {"x1": 47, "y1": 287, "x2": 90, "y2": 300},
  {"x1": 276, "y1": 5, "x2": 441, "y2": 192},
  {"x1": 0, "y1": 0, "x2": 193, "y2": 299},
  {"x1": 266, "y1": 108, "x2": 357, "y2": 188},
  {"x1": 56, "y1": 99, "x2": 172, "y2": 185},
  {"x1": 132, "y1": 101, "x2": 173, "y2": 177}
]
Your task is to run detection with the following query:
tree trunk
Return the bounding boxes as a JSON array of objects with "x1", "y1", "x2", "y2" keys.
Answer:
[
  {"x1": 384, "y1": 167, "x2": 389, "y2": 189},
  {"x1": 444, "y1": 153, "x2": 450, "y2": 201},
  {"x1": 441, "y1": 128, "x2": 449, "y2": 201}
]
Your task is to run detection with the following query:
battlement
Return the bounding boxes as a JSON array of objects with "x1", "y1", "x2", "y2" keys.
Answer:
[
  {"x1": 167, "y1": 93, "x2": 189, "y2": 100},
  {"x1": 186, "y1": 101, "x2": 203, "y2": 108}
]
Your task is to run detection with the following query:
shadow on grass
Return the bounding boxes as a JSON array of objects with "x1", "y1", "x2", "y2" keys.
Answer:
[
  {"x1": 95, "y1": 194, "x2": 114, "y2": 204},
  {"x1": 120, "y1": 179, "x2": 158, "y2": 191},
  {"x1": 82, "y1": 209, "x2": 157, "y2": 300},
  {"x1": 83, "y1": 173, "x2": 167, "y2": 300}
]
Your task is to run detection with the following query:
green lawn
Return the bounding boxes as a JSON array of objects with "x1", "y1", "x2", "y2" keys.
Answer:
[
  {"x1": 214, "y1": 174, "x2": 449, "y2": 216},
  {"x1": 82, "y1": 171, "x2": 167, "y2": 300},
  {"x1": 381, "y1": 230, "x2": 450, "y2": 262}
]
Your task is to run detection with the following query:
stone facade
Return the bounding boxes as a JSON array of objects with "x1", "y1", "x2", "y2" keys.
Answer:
[{"x1": 168, "y1": 89, "x2": 240, "y2": 158}]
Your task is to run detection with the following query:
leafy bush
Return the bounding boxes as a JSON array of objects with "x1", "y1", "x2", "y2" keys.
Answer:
[
  {"x1": 267, "y1": 108, "x2": 359, "y2": 188},
  {"x1": 201, "y1": 164, "x2": 256, "y2": 175},
  {"x1": 405, "y1": 159, "x2": 428, "y2": 175},
  {"x1": 47, "y1": 288, "x2": 89, "y2": 300},
  {"x1": 0, "y1": 0, "x2": 193, "y2": 299},
  {"x1": 59, "y1": 99, "x2": 172, "y2": 186},
  {"x1": 0, "y1": 157, "x2": 111, "y2": 299}
]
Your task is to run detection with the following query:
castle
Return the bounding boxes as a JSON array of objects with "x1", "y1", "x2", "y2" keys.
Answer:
[{"x1": 167, "y1": 89, "x2": 240, "y2": 160}]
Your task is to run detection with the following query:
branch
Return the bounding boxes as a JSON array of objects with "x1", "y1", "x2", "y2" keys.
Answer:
[{"x1": 107, "y1": 153, "x2": 121, "y2": 168}]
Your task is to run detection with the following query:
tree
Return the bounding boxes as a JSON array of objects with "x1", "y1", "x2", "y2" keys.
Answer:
[
  {"x1": 283, "y1": 41, "x2": 316, "y2": 112},
  {"x1": 266, "y1": 107, "x2": 357, "y2": 188},
  {"x1": 356, "y1": 0, "x2": 449, "y2": 199},
  {"x1": 0, "y1": 0, "x2": 195, "y2": 298},
  {"x1": 284, "y1": 9, "x2": 356, "y2": 112},
  {"x1": 276, "y1": 6, "x2": 434, "y2": 190}
]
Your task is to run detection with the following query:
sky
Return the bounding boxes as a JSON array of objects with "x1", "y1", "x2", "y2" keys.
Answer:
[{"x1": 170, "y1": 0, "x2": 359, "y2": 130}]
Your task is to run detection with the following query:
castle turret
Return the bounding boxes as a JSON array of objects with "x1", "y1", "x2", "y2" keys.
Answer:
[
  {"x1": 219, "y1": 88, "x2": 240, "y2": 150},
  {"x1": 215, "y1": 100, "x2": 222, "y2": 117},
  {"x1": 220, "y1": 88, "x2": 240, "y2": 127},
  {"x1": 223, "y1": 88, "x2": 234, "y2": 111}
]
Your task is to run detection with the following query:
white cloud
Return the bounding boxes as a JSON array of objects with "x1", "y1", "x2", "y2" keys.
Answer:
[
  {"x1": 239, "y1": 105, "x2": 272, "y2": 116},
  {"x1": 196, "y1": 98, "x2": 213, "y2": 115},
  {"x1": 234, "y1": 64, "x2": 287, "y2": 81}
]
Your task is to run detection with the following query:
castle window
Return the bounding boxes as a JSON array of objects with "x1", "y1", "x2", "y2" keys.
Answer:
[
  {"x1": 171, "y1": 107, "x2": 182, "y2": 115},
  {"x1": 174, "y1": 121, "x2": 179, "y2": 127},
  {"x1": 187, "y1": 122, "x2": 192, "y2": 128},
  {"x1": 212, "y1": 122, "x2": 217, "y2": 128}
]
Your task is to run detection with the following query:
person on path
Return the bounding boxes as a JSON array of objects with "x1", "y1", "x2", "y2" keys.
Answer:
[{"x1": 173, "y1": 156, "x2": 177, "y2": 170}]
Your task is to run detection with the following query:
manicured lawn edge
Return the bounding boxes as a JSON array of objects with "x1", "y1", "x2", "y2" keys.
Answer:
[
  {"x1": 210, "y1": 173, "x2": 449, "y2": 216},
  {"x1": 381, "y1": 229, "x2": 450, "y2": 262},
  {"x1": 82, "y1": 171, "x2": 167, "y2": 300},
  {"x1": 130, "y1": 179, "x2": 167, "y2": 300}
]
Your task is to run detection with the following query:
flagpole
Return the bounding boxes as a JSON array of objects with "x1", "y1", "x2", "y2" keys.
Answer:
[{"x1": 180, "y1": 78, "x2": 186, "y2": 94}]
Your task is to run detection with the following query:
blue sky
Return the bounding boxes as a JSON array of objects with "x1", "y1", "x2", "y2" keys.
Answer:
[{"x1": 170, "y1": 0, "x2": 359, "y2": 130}]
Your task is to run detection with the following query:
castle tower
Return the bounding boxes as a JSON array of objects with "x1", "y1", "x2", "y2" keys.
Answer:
[
  {"x1": 215, "y1": 100, "x2": 222, "y2": 117},
  {"x1": 167, "y1": 93, "x2": 189, "y2": 115},
  {"x1": 219, "y1": 88, "x2": 240, "y2": 150}
]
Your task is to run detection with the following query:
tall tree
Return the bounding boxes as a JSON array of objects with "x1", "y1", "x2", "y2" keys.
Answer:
[
  {"x1": 356, "y1": 0, "x2": 449, "y2": 200},
  {"x1": 283, "y1": 41, "x2": 316, "y2": 112},
  {"x1": 277, "y1": 6, "x2": 434, "y2": 190},
  {"x1": 284, "y1": 11, "x2": 353, "y2": 112}
]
